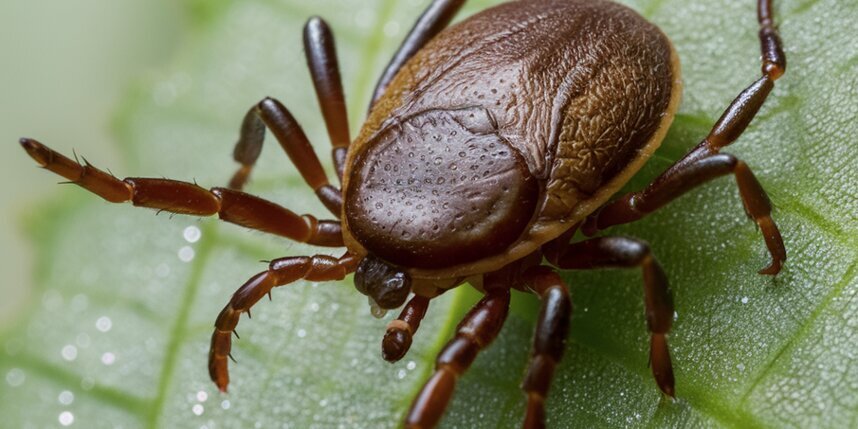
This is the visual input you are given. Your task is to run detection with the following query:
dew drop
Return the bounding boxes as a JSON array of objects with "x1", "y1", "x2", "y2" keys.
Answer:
[
  {"x1": 406, "y1": 361, "x2": 416, "y2": 371},
  {"x1": 76, "y1": 333, "x2": 91, "y2": 348},
  {"x1": 95, "y1": 316, "x2": 112, "y2": 333},
  {"x1": 58, "y1": 390, "x2": 75, "y2": 405},
  {"x1": 221, "y1": 399, "x2": 231, "y2": 410},
  {"x1": 58, "y1": 411, "x2": 74, "y2": 426},
  {"x1": 61, "y1": 345, "x2": 78, "y2": 361},
  {"x1": 80, "y1": 377, "x2": 95, "y2": 391},
  {"x1": 101, "y1": 352, "x2": 116, "y2": 366},
  {"x1": 383, "y1": 21, "x2": 400, "y2": 37},
  {"x1": 155, "y1": 263, "x2": 171, "y2": 278},
  {"x1": 297, "y1": 329, "x2": 307, "y2": 338},
  {"x1": 178, "y1": 246, "x2": 195, "y2": 262},
  {"x1": 196, "y1": 390, "x2": 208, "y2": 402},
  {"x1": 740, "y1": 296, "x2": 749, "y2": 304},
  {"x1": 182, "y1": 225, "x2": 203, "y2": 243},
  {"x1": 5, "y1": 368, "x2": 25, "y2": 387},
  {"x1": 192, "y1": 404, "x2": 204, "y2": 416},
  {"x1": 397, "y1": 369, "x2": 407, "y2": 379}
]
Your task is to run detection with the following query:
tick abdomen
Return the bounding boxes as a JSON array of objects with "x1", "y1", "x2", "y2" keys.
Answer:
[
  {"x1": 345, "y1": 107, "x2": 539, "y2": 269},
  {"x1": 343, "y1": 0, "x2": 679, "y2": 277}
]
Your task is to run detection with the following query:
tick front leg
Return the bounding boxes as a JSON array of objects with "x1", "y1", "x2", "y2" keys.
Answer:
[
  {"x1": 382, "y1": 295, "x2": 431, "y2": 362},
  {"x1": 405, "y1": 278, "x2": 510, "y2": 429},
  {"x1": 231, "y1": 97, "x2": 343, "y2": 216},
  {"x1": 520, "y1": 266, "x2": 572, "y2": 429},
  {"x1": 547, "y1": 237, "x2": 675, "y2": 397},
  {"x1": 20, "y1": 139, "x2": 342, "y2": 247},
  {"x1": 304, "y1": 17, "x2": 350, "y2": 183},
  {"x1": 209, "y1": 253, "x2": 358, "y2": 392},
  {"x1": 369, "y1": 0, "x2": 467, "y2": 111}
]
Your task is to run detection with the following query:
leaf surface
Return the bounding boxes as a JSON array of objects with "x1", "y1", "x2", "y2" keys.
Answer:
[{"x1": 2, "y1": 0, "x2": 856, "y2": 428}]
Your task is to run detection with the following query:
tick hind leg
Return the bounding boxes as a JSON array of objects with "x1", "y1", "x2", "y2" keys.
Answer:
[
  {"x1": 546, "y1": 236, "x2": 675, "y2": 396},
  {"x1": 405, "y1": 275, "x2": 510, "y2": 429},
  {"x1": 20, "y1": 139, "x2": 342, "y2": 247},
  {"x1": 209, "y1": 253, "x2": 359, "y2": 391},
  {"x1": 584, "y1": 0, "x2": 788, "y2": 274},
  {"x1": 520, "y1": 266, "x2": 573, "y2": 429}
]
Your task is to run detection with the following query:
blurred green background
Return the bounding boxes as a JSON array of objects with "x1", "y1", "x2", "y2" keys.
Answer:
[{"x1": 0, "y1": 1, "x2": 184, "y2": 325}]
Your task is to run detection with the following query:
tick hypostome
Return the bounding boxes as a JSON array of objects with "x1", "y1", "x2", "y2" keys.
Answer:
[{"x1": 22, "y1": 0, "x2": 787, "y2": 427}]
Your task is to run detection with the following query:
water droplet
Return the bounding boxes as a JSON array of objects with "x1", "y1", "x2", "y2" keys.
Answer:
[
  {"x1": 96, "y1": 316, "x2": 112, "y2": 333},
  {"x1": 319, "y1": 398, "x2": 329, "y2": 407},
  {"x1": 221, "y1": 399, "x2": 231, "y2": 410},
  {"x1": 61, "y1": 345, "x2": 78, "y2": 361},
  {"x1": 101, "y1": 352, "x2": 116, "y2": 366},
  {"x1": 309, "y1": 302, "x2": 320, "y2": 312},
  {"x1": 155, "y1": 263, "x2": 171, "y2": 278},
  {"x1": 59, "y1": 411, "x2": 74, "y2": 426},
  {"x1": 737, "y1": 363, "x2": 746, "y2": 372},
  {"x1": 196, "y1": 390, "x2": 208, "y2": 402},
  {"x1": 76, "y1": 333, "x2": 91, "y2": 348},
  {"x1": 192, "y1": 404, "x2": 204, "y2": 416},
  {"x1": 178, "y1": 246, "x2": 195, "y2": 262},
  {"x1": 58, "y1": 390, "x2": 75, "y2": 405},
  {"x1": 397, "y1": 369, "x2": 406, "y2": 379},
  {"x1": 297, "y1": 329, "x2": 307, "y2": 338},
  {"x1": 70, "y1": 294, "x2": 89, "y2": 312},
  {"x1": 740, "y1": 296, "x2": 749, "y2": 304},
  {"x1": 80, "y1": 377, "x2": 94, "y2": 391},
  {"x1": 406, "y1": 361, "x2": 416, "y2": 370},
  {"x1": 5, "y1": 368, "x2": 25, "y2": 387}
]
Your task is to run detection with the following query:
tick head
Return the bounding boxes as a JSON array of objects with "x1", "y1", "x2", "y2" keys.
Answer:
[{"x1": 353, "y1": 254, "x2": 412, "y2": 310}]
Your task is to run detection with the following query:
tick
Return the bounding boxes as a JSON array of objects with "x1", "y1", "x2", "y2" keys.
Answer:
[{"x1": 20, "y1": 0, "x2": 787, "y2": 427}]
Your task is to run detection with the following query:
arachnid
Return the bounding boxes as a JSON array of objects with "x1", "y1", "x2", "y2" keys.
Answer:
[{"x1": 21, "y1": 0, "x2": 788, "y2": 427}]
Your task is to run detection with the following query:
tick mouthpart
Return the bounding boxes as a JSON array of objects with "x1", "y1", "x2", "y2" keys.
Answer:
[{"x1": 20, "y1": 137, "x2": 51, "y2": 166}]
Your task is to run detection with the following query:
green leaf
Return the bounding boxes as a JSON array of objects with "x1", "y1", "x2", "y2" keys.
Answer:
[{"x1": 3, "y1": 0, "x2": 856, "y2": 428}]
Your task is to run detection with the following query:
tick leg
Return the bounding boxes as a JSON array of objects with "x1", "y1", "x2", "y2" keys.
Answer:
[
  {"x1": 230, "y1": 98, "x2": 343, "y2": 217},
  {"x1": 382, "y1": 295, "x2": 431, "y2": 362},
  {"x1": 547, "y1": 237, "x2": 675, "y2": 397},
  {"x1": 304, "y1": 17, "x2": 351, "y2": 183},
  {"x1": 584, "y1": 0, "x2": 788, "y2": 274},
  {"x1": 209, "y1": 252, "x2": 359, "y2": 391},
  {"x1": 368, "y1": 0, "x2": 466, "y2": 112},
  {"x1": 405, "y1": 278, "x2": 510, "y2": 429},
  {"x1": 520, "y1": 266, "x2": 572, "y2": 429},
  {"x1": 20, "y1": 139, "x2": 343, "y2": 247}
]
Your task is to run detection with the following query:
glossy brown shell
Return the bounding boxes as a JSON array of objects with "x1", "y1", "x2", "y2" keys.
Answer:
[{"x1": 342, "y1": 0, "x2": 682, "y2": 279}]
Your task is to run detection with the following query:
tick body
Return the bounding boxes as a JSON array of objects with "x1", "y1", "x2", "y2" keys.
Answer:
[{"x1": 21, "y1": 0, "x2": 788, "y2": 428}]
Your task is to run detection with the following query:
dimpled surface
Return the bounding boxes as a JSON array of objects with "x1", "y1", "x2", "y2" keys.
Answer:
[
  {"x1": 346, "y1": 107, "x2": 538, "y2": 268},
  {"x1": 343, "y1": 0, "x2": 675, "y2": 273}
]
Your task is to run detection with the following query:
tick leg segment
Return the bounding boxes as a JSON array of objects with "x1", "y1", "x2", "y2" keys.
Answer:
[
  {"x1": 548, "y1": 237, "x2": 675, "y2": 397},
  {"x1": 520, "y1": 266, "x2": 572, "y2": 429},
  {"x1": 405, "y1": 280, "x2": 510, "y2": 429},
  {"x1": 382, "y1": 294, "x2": 431, "y2": 362},
  {"x1": 304, "y1": 17, "x2": 351, "y2": 183},
  {"x1": 584, "y1": 1, "x2": 788, "y2": 274},
  {"x1": 209, "y1": 253, "x2": 358, "y2": 392},
  {"x1": 232, "y1": 98, "x2": 343, "y2": 216},
  {"x1": 368, "y1": 0, "x2": 467, "y2": 111},
  {"x1": 20, "y1": 139, "x2": 343, "y2": 247}
]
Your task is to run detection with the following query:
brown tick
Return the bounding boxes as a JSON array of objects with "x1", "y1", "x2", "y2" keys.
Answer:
[{"x1": 20, "y1": 0, "x2": 787, "y2": 427}]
